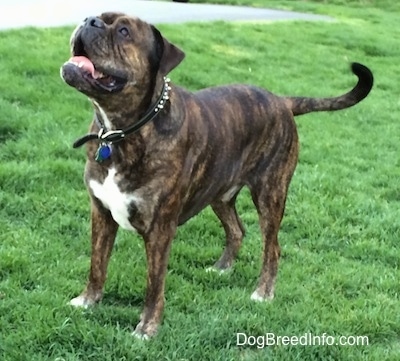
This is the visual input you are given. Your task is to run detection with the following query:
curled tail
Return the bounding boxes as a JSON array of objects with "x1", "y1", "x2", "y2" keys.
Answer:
[{"x1": 288, "y1": 62, "x2": 373, "y2": 116}]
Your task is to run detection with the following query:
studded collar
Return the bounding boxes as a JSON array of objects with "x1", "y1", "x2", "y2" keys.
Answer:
[{"x1": 72, "y1": 77, "x2": 171, "y2": 150}]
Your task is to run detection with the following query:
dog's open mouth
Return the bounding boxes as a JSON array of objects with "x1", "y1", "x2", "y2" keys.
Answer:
[
  {"x1": 64, "y1": 38, "x2": 127, "y2": 93},
  {"x1": 66, "y1": 56, "x2": 127, "y2": 92}
]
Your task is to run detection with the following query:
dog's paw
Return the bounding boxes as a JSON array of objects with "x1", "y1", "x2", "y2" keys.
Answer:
[
  {"x1": 132, "y1": 320, "x2": 157, "y2": 340},
  {"x1": 205, "y1": 266, "x2": 231, "y2": 275},
  {"x1": 132, "y1": 329, "x2": 150, "y2": 341},
  {"x1": 250, "y1": 289, "x2": 274, "y2": 302},
  {"x1": 69, "y1": 295, "x2": 95, "y2": 308}
]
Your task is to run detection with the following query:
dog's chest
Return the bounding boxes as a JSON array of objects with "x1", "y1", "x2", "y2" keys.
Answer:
[{"x1": 88, "y1": 168, "x2": 141, "y2": 231}]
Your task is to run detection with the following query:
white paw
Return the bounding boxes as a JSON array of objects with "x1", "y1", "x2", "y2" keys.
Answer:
[
  {"x1": 205, "y1": 266, "x2": 229, "y2": 275},
  {"x1": 250, "y1": 290, "x2": 274, "y2": 302},
  {"x1": 69, "y1": 295, "x2": 91, "y2": 308},
  {"x1": 132, "y1": 330, "x2": 150, "y2": 341}
]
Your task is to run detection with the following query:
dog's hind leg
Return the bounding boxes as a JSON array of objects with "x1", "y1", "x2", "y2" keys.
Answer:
[
  {"x1": 249, "y1": 181, "x2": 285, "y2": 301},
  {"x1": 248, "y1": 138, "x2": 298, "y2": 301},
  {"x1": 210, "y1": 196, "x2": 245, "y2": 271}
]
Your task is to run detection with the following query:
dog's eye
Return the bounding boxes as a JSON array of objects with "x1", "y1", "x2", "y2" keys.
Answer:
[{"x1": 119, "y1": 27, "x2": 130, "y2": 38}]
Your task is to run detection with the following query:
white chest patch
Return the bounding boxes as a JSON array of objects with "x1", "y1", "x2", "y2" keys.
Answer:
[{"x1": 89, "y1": 168, "x2": 142, "y2": 231}]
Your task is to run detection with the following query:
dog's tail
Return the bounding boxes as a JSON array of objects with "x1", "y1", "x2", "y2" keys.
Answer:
[{"x1": 287, "y1": 62, "x2": 373, "y2": 116}]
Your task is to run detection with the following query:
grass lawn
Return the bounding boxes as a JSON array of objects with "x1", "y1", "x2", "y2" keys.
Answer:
[{"x1": 0, "y1": 1, "x2": 399, "y2": 360}]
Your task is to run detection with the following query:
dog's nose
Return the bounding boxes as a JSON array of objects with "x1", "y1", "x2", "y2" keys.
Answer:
[{"x1": 86, "y1": 17, "x2": 105, "y2": 29}]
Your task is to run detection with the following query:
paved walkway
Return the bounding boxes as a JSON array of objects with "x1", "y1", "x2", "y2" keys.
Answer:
[{"x1": 0, "y1": 0, "x2": 331, "y2": 29}]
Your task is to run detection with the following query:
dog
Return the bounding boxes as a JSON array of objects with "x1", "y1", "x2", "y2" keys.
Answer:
[{"x1": 60, "y1": 12, "x2": 373, "y2": 339}]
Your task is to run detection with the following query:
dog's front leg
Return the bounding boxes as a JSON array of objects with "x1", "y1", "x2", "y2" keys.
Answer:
[
  {"x1": 70, "y1": 201, "x2": 118, "y2": 307},
  {"x1": 133, "y1": 221, "x2": 176, "y2": 339}
]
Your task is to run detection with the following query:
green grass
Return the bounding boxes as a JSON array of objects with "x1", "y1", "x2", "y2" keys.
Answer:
[
  {"x1": 1, "y1": 1, "x2": 399, "y2": 360},
  {"x1": 194, "y1": 0, "x2": 400, "y2": 12}
]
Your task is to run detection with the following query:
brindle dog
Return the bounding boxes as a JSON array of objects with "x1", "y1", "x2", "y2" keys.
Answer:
[{"x1": 60, "y1": 12, "x2": 373, "y2": 338}]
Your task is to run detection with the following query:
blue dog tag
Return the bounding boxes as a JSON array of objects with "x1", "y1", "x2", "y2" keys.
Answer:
[{"x1": 95, "y1": 143, "x2": 112, "y2": 162}]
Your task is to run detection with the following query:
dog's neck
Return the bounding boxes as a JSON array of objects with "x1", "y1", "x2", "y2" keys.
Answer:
[
  {"x1": 94, "y1": 76, "x2": 171, "y2": 131},
  {"x1": 72, "y1": 77, "x2": 171, "y2": 149}
]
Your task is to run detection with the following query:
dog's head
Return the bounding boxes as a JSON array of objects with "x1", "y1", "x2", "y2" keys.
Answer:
[{"x1": 60, "y1": 12, "x2": 185, "y2": 101}]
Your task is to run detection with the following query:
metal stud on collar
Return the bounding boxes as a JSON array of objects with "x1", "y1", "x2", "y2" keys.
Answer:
[{"x1": 155, "y1": 77, "x2": 171, "y2": 112}]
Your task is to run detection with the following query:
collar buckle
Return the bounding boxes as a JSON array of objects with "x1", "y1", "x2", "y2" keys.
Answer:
[{"x1": 98, "y1": 128, "x2": 125, "y2": 144}]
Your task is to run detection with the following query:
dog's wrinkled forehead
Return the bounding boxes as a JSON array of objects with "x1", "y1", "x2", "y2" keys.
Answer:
[
  {"x1": 99, "y1": 12, "x2": 149, "y2": 31},
  {"x1": 70, "y1": 12, "x2": 151, "y2": 47},
  {"x1": 99, "y1": 12, "x2": 124, "y2": 25}
]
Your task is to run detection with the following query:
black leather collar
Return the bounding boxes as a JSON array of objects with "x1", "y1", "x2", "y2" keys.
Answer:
[{"x1": 73, "y1": 77, "x2": 171, "y2": 149}]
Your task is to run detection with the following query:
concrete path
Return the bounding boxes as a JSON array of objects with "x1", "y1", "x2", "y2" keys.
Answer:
[{"x1": 0, "y1": 0, "x2": 331, "y2": 30}]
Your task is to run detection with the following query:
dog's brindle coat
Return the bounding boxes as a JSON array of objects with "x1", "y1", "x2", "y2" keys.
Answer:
[{"x1": 60, "y1": 12, "x2": 373, "y2": 338}]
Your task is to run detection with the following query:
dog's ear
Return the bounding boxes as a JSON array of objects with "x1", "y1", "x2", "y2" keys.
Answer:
[{"x1": 151, "y1": 25, "x2": 185, "y2": 75}]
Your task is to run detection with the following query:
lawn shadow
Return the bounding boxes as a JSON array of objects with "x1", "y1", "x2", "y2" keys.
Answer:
[
  {"x1": 0, "y1": 125, "x2": 21, "y2": 143},
  {"x1": 102, "y1": 292, "x2": 144, "y2": 308}
]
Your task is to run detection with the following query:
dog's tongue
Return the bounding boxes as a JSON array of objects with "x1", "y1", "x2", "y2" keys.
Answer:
[{"x1": 69, "y1": 56, "x2": 97, "y2": 78}]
